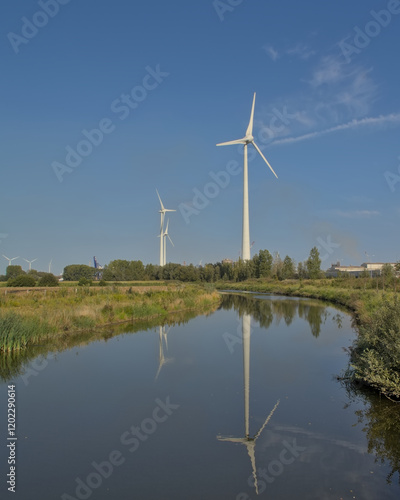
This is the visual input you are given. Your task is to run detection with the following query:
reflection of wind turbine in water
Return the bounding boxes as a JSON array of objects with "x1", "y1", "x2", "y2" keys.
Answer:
[
  {"x1": 155, "y1": 325, "x2": 173, "y2": 380},
  {"x1": 217, "y1": 313, "x2": 280, "y2": 495}
]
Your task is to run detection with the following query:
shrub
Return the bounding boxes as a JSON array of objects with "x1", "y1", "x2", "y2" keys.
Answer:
[
  {"x1": 7, "y1": 275, "x2": 36, "y2": 287},
  {"x1": 78, "y1": 277, "x2": 92, "y2": 287},
  {"x1": 38, "y1": 273, "x2": 59, "y2": 287},
  {"x1": 349, "y1": 297, "x2": 400, "y2": 398}
]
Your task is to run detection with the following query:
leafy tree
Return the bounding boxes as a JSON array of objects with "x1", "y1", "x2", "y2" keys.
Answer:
[
  {"x1": 258, "y1": 249, "x2": 273, "y2": 278},
  {"x1": 281, "y1": 255, "x2": 295, "y2": 280},
  {"x1": 63, "y1": 265, "x2": 95, "y2": 281},
  {"x1": 381, "y1": 264, "x2": 395, "y2": 290},
  {"x1": 177, "y1": 264, "x2": 199, "y2": 282},
  {"x1": 38, "y1": 273, "x2": 59, "y2": 287},
  {"x1": 7, "y1": 274, "x2": 36, "y2": 287},
  {"x1": 306, "y1": 247, "x2": 322, "y2": 279},
  {"x1": 297, "y1": 261, "x2": 307, "y2": 279},
  {"x1": 271, "y1": 252, "x2": 283, "y2": 280},
  {"x1": 144, "y1": 263, "x2": 157, "y2": 280},
  {"x1": 200, "y1": 264, "x2": 215, "y2": 283},
  {"x1": 102, "y1": 260, "x2": 145, "y2": 281},
  {"x1": 6, "y1": 265, "x2": 25, "y2": 280}
]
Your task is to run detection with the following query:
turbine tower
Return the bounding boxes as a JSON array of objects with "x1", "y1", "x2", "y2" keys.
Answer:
[
  {"x1": 163, "y1": 219, "x2": 174, "y2": 266},
  {"x1": 217, "y1": 313, "x2": 280, "y2": 494},
  {"x1": 217, "y1": 93, "x2": 278, "y2": 260},
  {"x1": 2, "y1": 255, "x2": 19, "y2": 266},
  {"x1": 156, "y1": 190, "x2": 176, "y2": 266},
  {"x1": 23, "y1": 258, "x2": 37, "y2": 271}
]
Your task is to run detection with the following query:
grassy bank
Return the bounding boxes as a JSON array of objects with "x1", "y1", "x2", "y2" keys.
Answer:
[
  {"x1": 0, "y1": 284, "x2": 221, "y2": 352},
  {"x1": 216, "y1": 279, "x2": 400, "y2": 399}
]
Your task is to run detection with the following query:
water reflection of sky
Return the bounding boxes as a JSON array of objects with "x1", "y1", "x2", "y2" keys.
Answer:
[{"x1": 0, "y1": 294, "x2": 398, "y2": 499}]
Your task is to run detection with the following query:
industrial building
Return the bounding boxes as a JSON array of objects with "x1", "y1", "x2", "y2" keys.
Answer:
[{"x1": 326, "y1": 261, "x2": 396, "y2": 278}]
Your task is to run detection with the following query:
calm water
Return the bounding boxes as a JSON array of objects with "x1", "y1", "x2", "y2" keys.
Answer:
[{"x1": 1, "y1": 293, "x2": 399, "y2": 500}]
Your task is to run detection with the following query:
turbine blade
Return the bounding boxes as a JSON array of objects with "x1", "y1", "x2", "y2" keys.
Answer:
[
  {"x1": 245, "y1": 92, "x2": 256, "y2": 138},
  {"x1": 253, "y1": 399, "x2": 280, "y2": 441},
  {"x1": 252, "y1": 142, "x2": 278, "y2": 179},
  {"x1": 217, "y1": 138, "x2": 247, "y2": 147},
  {"x1": 164, "y1": 209, "x2": 176, "y2": 212},
  {"x1": 2, "y1": 255, "x2": 9, "y2": 260},
  {"x1": 168, "y1": 235, "x2": 174, "y2": 247},
  {"x1": 156, "y1": 189, "x2": 165, "y2": 211}
]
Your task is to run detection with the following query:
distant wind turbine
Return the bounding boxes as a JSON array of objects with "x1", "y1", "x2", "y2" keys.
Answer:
[
  {"x1": 155, "y1": 325, "x2": 173, "y2": 380},
  {"x1": 217, "y1": 313, "x2": 280, "y2": 495},
  {"x1": 2, "y1": 255, "x2": 19, "y2": 266},
  {"x1": 163, "y1": 219, "x2": 174, "y2": 266},
  {"x1": 156, "y1": 190, "x2": 176, "y2": 266},
  {"x1": 23, "y1": 258, "x2": 37, "y2": 271},
  {"x1": 48, "y1": 259, "x2": 53, "y2": 274},
  {"x1": 217, "y1": 93, "x2": 278, "y2": 260}
]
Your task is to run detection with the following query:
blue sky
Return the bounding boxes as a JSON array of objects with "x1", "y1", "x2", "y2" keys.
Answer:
[{"x1": 1, "y1": 0, "x2": 400, "y2": 274}]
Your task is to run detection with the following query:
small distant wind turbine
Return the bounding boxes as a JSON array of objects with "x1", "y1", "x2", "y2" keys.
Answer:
[
  {"x1": 48, "y1": 259, "x2": 53, "y2": 274},
  {"x1": 155, "y1": 325, "x2": 173, "y2": 380},
  {"x1": 23, "y1": 258, "x2": 37, "y2": 271},
  {"x1": 163, "y1": 219, "x2": 174, "y2": 266},
  {"x1": 217, "y1": 314, "x2": 280, "y2": 495},
  {"x1": 217, "y1": 93, "x2": 278, "y2": 261},
  {"x1": 2, "y1": 255, "x2": 19, "y2": 266},
  {"x1": 156, "y1": 190, "x2": 176, "y2": 267}
]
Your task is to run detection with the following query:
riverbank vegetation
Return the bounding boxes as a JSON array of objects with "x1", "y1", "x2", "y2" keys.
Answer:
[
  {"x1": 0, "y1": 284, "x2": 220, "y2": 352},
  {"x1": 216, "y1": 279, "x2": 400, "y2": 399}
]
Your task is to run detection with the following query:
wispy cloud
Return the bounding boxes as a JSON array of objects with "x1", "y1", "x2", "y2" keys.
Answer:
[
  {"x1": 286, "y1": 42, "x2": 316, "y2": 60},
  {"x1": 263, "y1": 41, "x2": 316, "y2": 62},
  {"x1": 270, "y1": 113, "x2": 400, "y2": 146},
  {"x1": 331, "y1": 209, "x2": 381, "y2": 219},
  {"x1": 263, "y1": 44, "x2": 279, "y2": 61},
  {"x1": 309, "y1": 56, "x2": 344, "y2": 87}
]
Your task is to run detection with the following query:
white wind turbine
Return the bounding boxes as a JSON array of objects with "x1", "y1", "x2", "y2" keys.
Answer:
[
  {"x1": 23, "y1": 258, "x2": 37, "y2": 271},
  {"x1": 163, "y1": 219, "x2": 174, "y2": 266},
  {"x1": 2, "y1": 255, "x2": 19, "y2": 266},
  {"x1": 217, "y1": 313, "x2": 280, "y2": 495},
  {"x1": 156, "y1": 190, "x2": 176, "y2": 266},
  {"x1": 217, "y1": 93, "x2": 278, "y2": 260}
]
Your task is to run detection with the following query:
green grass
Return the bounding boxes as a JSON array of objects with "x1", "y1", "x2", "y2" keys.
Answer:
[{"x1": 0, "y1": 284, "x2": 221, "y2": 352}]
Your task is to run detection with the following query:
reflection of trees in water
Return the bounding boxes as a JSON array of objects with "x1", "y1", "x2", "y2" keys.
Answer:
[
  {"x1": 344, "y1": 383, "x2": 400, "y2": 484},
  {"x1": 221, "y1": 293, "x2": 328, "y2": 337},
  {"x1": 220, "y1": 294, "x2": 274, "y2": 329}
]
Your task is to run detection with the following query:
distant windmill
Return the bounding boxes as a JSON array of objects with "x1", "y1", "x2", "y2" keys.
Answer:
[
  {"x1": 217, "y1": 93, "x2": 278, "y2": 260},
  {"x1": 163, "y1": 219, "x2": 174, "y2": 266},
  {"x1": 2, "y1": 255, "x2": 19, "y2": 266},
  {"x1": 156, "y1": 190, "x2": 176, "y2": 266},
  {"x1": 217, "y1": 313, "x2": 280, "y2": 494},
  {"x1": 23, "y1": 258, "x2": 37, "y2": 271},
  {"x1": 48, "y1": 259, "x2": 53, "y2": 274}
]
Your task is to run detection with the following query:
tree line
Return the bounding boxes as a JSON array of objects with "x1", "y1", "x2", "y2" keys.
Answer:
[{"x1": 61, "y1": 247, "x2": 323, "y2": 282}]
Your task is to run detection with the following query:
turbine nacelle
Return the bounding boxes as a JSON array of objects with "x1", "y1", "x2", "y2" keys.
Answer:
[{"x1": 216, "y1": 93, "x2": 278, "y2": 179}]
